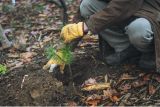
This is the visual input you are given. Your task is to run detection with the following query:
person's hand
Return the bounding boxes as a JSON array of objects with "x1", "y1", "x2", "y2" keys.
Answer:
[
  {"x1": 43, "y1": 51, "x2": 65, "y2": 74},
  {"x1": 60, "y1": 22, "x2": 87, "y2": 43}
]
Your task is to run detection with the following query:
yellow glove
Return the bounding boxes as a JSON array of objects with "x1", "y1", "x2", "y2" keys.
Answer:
[
  {"x1": 60, "y1": 22, "x2": 84, "y2": 43},
  {"x1": 43, "y1": 51, "x2": 65, "y2": 74}
]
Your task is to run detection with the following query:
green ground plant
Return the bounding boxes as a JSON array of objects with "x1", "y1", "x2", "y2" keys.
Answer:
[{"x1": 0, "y1": 64, "x2": 7, "y2": 75}]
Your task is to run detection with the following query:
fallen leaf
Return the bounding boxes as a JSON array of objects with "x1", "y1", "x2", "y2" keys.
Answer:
[
  {"x1": 111, "y1": 96, "x2": 120, "y2": 102},
  {"x1": 85, "y1": 94, "x2": 102, "y2": 106},
  {"x1": 120, "y1": 83, "x2": 131, "y2": 92},
  {"x1": 20, "y1": 52, "x2": 37, "y2": 63},
  {"x1": 132, "y1": 80, "x2": 147, "y2": 88},
  {"x1": 82, "y1": 83, "x2": 110, "y2": 91},
  {"x1": 103, "y1": 88, "x2": 119, "y2": 102},
  {"x1": 82, "y1": 78, "x2": 97, "y2": 87},
  {"x1": 66, "y1": 101, "x2": 77, "y2": 107},
  {"x1": 143, "y1": 74, "x2": 151, "y2": 81},
  {"x1": 154, "y1": 75, "x2": 160, "y2": 83},
  {"x1": 103, "y1": 89, "x2": 112, "y2": 98},
  {"x1": 117, "y1": 73, "x2": 136, "y2": 84},
  {"x1": 121, "y1": 73, "x2": 135, "y2": 80},
  {"x1": 149, "y1": 84, "x2": 156, "y2": 95}
]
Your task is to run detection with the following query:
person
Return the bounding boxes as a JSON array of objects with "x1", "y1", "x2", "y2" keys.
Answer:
[{"x1": 60, "y1": 0, "x2": 160, "y2": 72}]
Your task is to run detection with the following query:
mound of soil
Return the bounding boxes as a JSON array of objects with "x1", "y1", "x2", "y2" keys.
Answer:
[{"x1": 0, "y1": 67, "x2": 65, "y2": 106}]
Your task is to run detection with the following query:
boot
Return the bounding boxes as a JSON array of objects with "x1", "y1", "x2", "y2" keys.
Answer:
[
  {"x1": 104, "y1": 45, "x2": 141, "y2": 65},
  {"x1": 98, "y1": 35, "x2": 114, "y2": 61},
  {"x1": 0, "y1": 25, "x2": 12, "y2": 50},
  {"x1": 139, "y1": 52, "x2": 155, "y2": 70}
]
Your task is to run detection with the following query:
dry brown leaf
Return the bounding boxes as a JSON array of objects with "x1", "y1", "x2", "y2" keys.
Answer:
[
  {"x1": 66, "y1": 101, "x2": 77, "y2": 107},
  {"x1": 154, "y1": 75, "x2": 160, "y2": 83},
  {"x1": 82, "y1": 78, "x2": 97, "y2": 87},
  {"x1": 82, "y1": 82, "x2": 110, "y2": 91},
  {"x1": 111, "y1": 96, "x2": 120, "y2": 102},
  {"x1": 132, "y1": 80, "x2": 147, "y2": 88},
  {"x1": 117, "y1": 73, "x2": 136, "y2": 84},
  {"x1": 85, "y1": 94, "x2": 102, "y2": 106},
  {"x1": 149, "y1": 84, "x2": 156, "y2": 95},
  {"x1": 103, "y1": 88, "x2": 112, "y2": 97},
  {"x1": 20, "y1": 52, "x2": 37, "y2": 63},
  {"x1": 143, "y1": 74, "x2": 151, "y2": 81},
  {"x1": 103, "y1": 88, "x2": 119, "y2": 102},
  {"x1": 121, "y1": 73, "x2": 135, "y2": 80},
  {"x1": 120, "y1": 83, "x2": 131, "y2": 92}
]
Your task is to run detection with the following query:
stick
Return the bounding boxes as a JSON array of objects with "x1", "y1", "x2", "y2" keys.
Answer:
[{"x1": 21, "y1": 75, "x2": 28, "y2": 89}]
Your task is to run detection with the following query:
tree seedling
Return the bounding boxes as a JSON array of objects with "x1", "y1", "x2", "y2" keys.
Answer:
[
  {"x1": 45, "y1": 45, "x2": 73, "y2": 64},
  {"x1": 44, "y1": 44, "x2": 73, "y2": 73}
]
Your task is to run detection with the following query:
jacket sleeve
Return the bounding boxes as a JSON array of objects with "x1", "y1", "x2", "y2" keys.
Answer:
[{"x1": 86, "y1": 0, "x2": 144, "y2": 33}]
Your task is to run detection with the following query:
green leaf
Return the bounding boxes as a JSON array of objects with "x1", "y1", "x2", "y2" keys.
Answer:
[{"x1": 0, "y1": 64, "x2": 7, "y2": 75}]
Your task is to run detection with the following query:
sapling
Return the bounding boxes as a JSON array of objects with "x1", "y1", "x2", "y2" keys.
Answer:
[
  {"x1": 44, "y1": 44, "x2": 73, "y2": 73},
  {"x1": 46, "y1": 45, "x2": 73, "y2": 64}
]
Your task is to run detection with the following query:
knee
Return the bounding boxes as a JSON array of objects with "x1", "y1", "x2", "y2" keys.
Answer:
[
  {"x1": 80, "y1": 0, "x2": 92, "y2": 19},
  {"x1": 125, "y1": 18, "x2": 153, "y2": 47}
]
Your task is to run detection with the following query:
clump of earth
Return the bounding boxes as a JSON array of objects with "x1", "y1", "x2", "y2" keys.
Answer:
[{"x1": 0, "y1": 68, "x2": 66, "y2": 106}]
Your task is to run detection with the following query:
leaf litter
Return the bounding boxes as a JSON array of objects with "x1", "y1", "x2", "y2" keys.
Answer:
[{"x1": 0, "y1": 0, "x2": 160, "y2": 106}]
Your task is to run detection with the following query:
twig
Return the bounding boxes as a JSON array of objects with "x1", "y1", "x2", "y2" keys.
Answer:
[
  {"x1": 118, "y1": 93, "x2": 131, "y2": 106},
  {"x1": 135, "y1": 86, "x2": 147, "y2": 96},
  {"x1": 68, "y1": 64, "x2": 73, "y2": 79},
  {"x1": 21, "y1": 75, "x2": 28, "y2": 89}
]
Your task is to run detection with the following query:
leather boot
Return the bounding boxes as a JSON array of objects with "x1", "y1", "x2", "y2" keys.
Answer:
[
  {"x1": 139, "y1": 52, "x2": 155, "y2": 70},
  {"x1": 104, "y1": 45, "x2": 141, "y2": 65},
  {"x1": 98, "y1": 35, "x2": 114, "y2": 61}
]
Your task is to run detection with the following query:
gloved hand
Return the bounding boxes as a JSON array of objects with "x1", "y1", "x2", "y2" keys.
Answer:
[
  {"x1": 60, "y1": 22, "x2": 84, "y2": 43},
  {"x1": 43, "y1": 51, "x2": 65, "y2": 74}
]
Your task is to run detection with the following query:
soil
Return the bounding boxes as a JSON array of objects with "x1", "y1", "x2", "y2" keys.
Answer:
[
  {"x1": 0, "y1": 1, "x2": 160, "y2": 106},
  {"x1": 0, "y1": 46, "x2": 155, "y2": 106},
  {"x1": 0, "y1": 47, "x2": 103, "y2": 106}
]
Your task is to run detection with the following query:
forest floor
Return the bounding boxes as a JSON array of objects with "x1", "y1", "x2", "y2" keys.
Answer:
[{"x1": 0, "y1": 0, "x2": 160, "y2": 106}]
